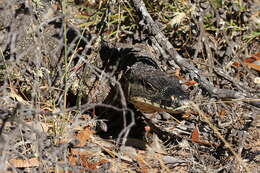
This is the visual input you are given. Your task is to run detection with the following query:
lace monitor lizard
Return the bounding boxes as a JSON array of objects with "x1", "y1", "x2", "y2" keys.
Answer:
[{"x1": 100, "y1": 41, "x2": 189, "y2": 114}]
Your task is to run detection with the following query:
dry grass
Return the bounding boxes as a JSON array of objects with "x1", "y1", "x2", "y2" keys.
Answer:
[{"x1": 0, "y1": 0, "x2": 259, "y2": 172}]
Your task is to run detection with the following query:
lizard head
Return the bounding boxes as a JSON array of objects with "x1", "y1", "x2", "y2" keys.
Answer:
[{"x1": 125, "y1": 62, "x2": 189, "y2": 113}]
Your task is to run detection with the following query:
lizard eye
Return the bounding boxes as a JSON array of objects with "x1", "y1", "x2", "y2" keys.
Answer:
[{"x1": 142, "y1": 81, "x2": 156, "y2": 92}]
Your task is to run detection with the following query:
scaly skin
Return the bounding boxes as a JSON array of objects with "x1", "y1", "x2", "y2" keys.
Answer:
[{"x1": 100, "y1": 41, "x2": 189, "y2": 113}]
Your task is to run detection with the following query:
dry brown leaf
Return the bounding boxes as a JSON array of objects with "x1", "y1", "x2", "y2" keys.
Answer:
[
  {"x1": 175, "y1": 68, "x2": 181, "y2": 78},
  {"x1": 231, "y1": 61, "x2": 241, "y2": 67},
  {"x1": 191, "y1": 126, "x2": 219, "y2": 147},
  {"x1": 185, "y1": 80, "x2": 198, "y2": 86},
  {"x1": 252, "y1": 52, "x2": 260, "y2": 59},
  {"x1": 246, "y1": 63, "x2": 260, "y2": 71},
  {"x1": 174, "y1": 68, "x2": 187, "y2": 80},
  {"x1": 181, "y1": 110, "x2": 195, "y2": 119},
  {"x1": 191, "y1": 126, "x2": 200, "y2": 142},
  {"x1": 136, "y1": 154, "x2": 149, "y2": 173},
  {"x1": 69, "y1": 151, "x2": 108, "y2": 171},
  {"x1": 86, "y1": 159, "x2": 108, "y2": 170},
  {"x1": 68, "y1": 154, "x2": 78, "y2": 166},
  {"x1": 244, "y1": 57, "x2": 256, "y2": 63},
  {"x1": 219, "y1": 109, "x2": 228, "y2": 119},
  {"x1": 75, "y1": 126, "x2": 93, "y2": 147},
  {"x1": 8, "y1": 158, "x2": 40, "y2": 168},
  {"x1": 244, "y1": 52, "x2": 260, "y2": 71}
]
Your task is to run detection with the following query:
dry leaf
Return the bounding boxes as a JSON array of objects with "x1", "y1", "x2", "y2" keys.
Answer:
[
  {"x1": 191, "y1": 126, "x2": 200, "y2": 142},
  {"x1": 68, "y1": 154, "x2": 78, "y2": 166},
  {"x1": 219, "y1": 109, "x2": 228, "y2": 119},
  {"x1": 86, "y1": 159, "x2": 108, "y2": 170},
  {"x1": 247, "y1": 63, "x2": 260, "y2": 71},
  {"x1": 181, "y1": 110, "x2": 193, "y2": 119},
  {"x1": 174, "y1": 68, "x2": 186, "y2": 80},
  {"x1": 191, "y1": 126, "x2": 218, "y2": 147},
  {"x1": 252, "y1": 52, "x2": 260, "y2": 59},
  {"x1": 136, "y1": 154, "x2": 149, "y2": 173},
  {"x1": 244, "y1": 57, "x2": 256, "y2": 63},
  {"x1": 9, "y1": 158, "x2": 40, "y2": 168},
  {"x1": 244, "y1": 52, "x2": 260, "y2": 71},
  {"x1": 68, "y1": 147, "x2": 108, "y2": 170},
  {"x1": 185, "y1": 80, "x2": 198, "y2": 86},
  {"x1": 69, "y1": 152, "x2": 108, "y2": 170},
  {"x1": 75, "y1": 126, "x2": 93, "y2": 147},
  {"x1": 231, "y1": 61, "x2": 241, "y2": 67}
]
